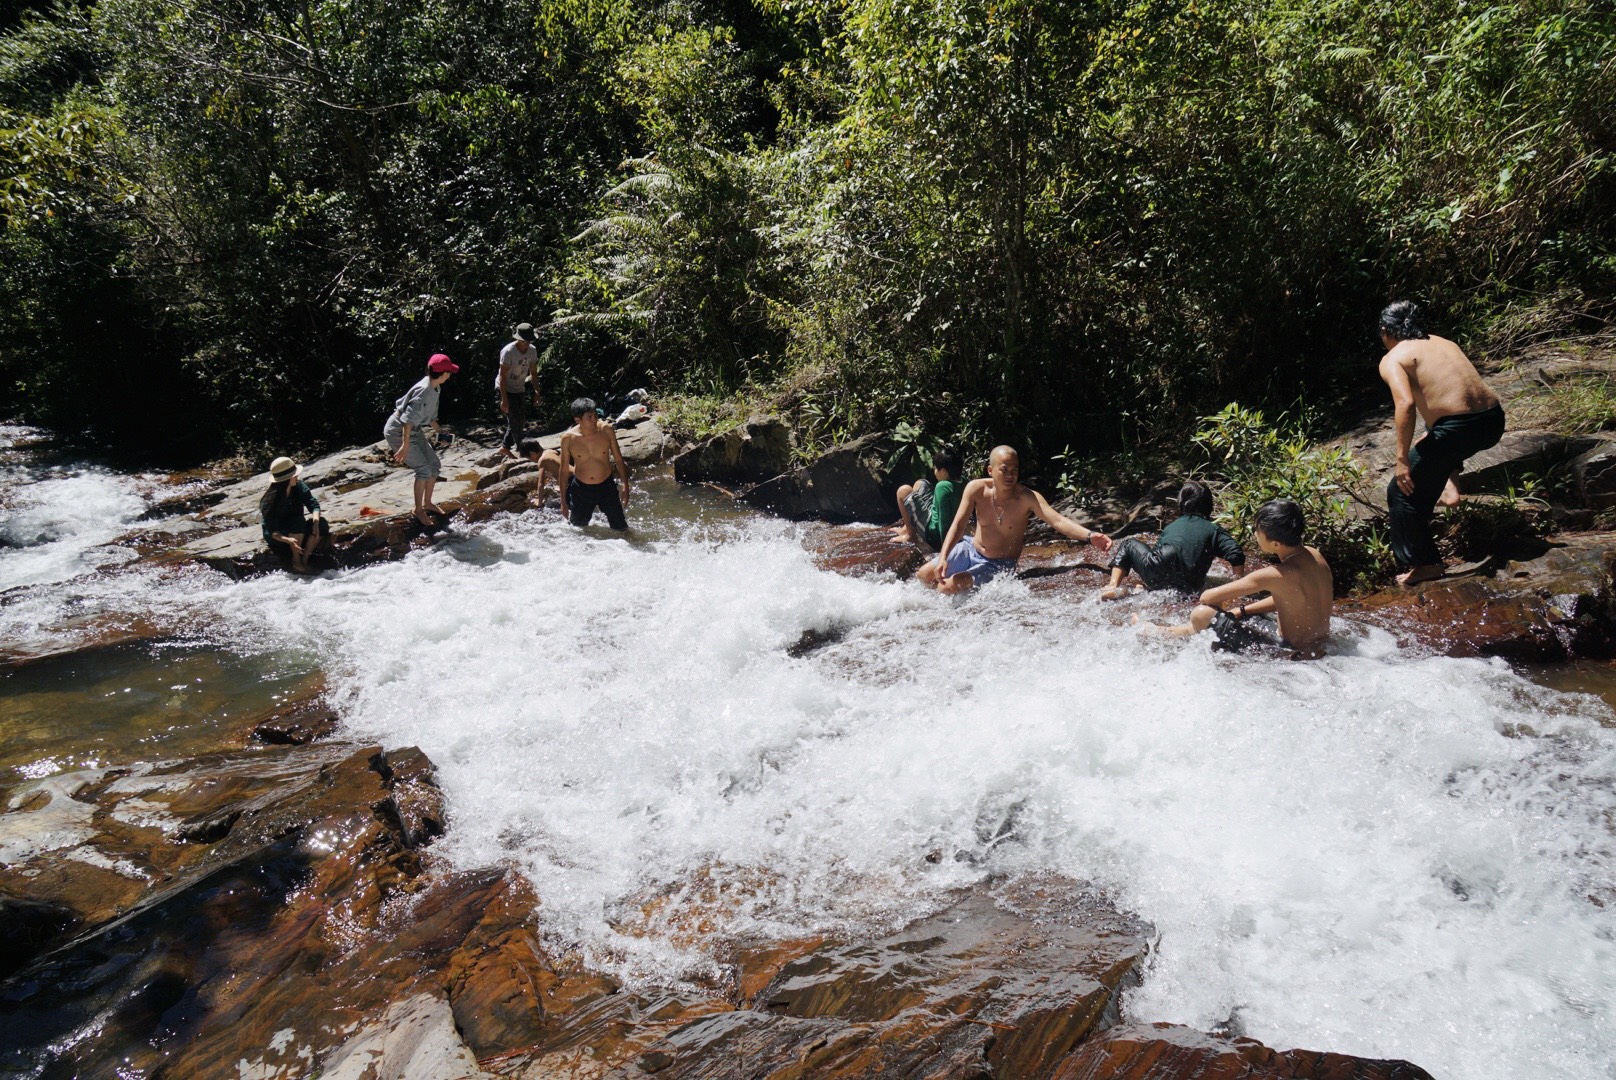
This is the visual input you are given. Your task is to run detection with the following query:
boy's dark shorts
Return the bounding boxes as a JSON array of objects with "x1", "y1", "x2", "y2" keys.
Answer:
[{"x1": 1210, "y1": 611, "x2": 1290, "y2": 654}]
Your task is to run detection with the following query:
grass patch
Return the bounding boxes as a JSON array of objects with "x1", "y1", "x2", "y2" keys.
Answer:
[{"x1": 1510, "y1": 372, "x2": 1616, "y2": 436}]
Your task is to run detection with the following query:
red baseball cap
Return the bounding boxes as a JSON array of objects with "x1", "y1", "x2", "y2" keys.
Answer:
[{"x1": 427, "y1": 353, "x2": 459, "y2": 373}]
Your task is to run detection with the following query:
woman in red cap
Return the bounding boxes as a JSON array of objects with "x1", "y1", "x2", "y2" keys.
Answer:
[{"x1": 384, "y1": 352, "x2": 459, "y2": 524}]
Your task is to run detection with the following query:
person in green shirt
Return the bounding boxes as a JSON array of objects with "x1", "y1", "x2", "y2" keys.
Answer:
[
  {"x1": 1101, "y1": 480, "x2": 1246, "y2": 599},
  {"x1": 892, "y1": 448, "x2": 963, "y2": 552}
]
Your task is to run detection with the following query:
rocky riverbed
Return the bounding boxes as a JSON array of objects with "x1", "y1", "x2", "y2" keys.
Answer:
[{"x1": 4, "y1": 415, "x2": 1615, "y2": 1078}]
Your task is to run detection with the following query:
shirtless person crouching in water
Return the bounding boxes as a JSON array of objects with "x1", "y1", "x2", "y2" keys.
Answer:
[
  {"x1": 1378, "y1": 300, "x2": 1505, "y2": 586},
  {"x1": 917, "y1": 445, "x2": 1111, "y2": 593},
  {"x1": 559, "y1": 398, "x2": 632, "y2": 530},
  {"x1": 1145, "y1": 499, "x2": 1333, "y2": 659}
]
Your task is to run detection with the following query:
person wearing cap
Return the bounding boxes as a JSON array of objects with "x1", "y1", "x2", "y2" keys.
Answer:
[
  {"x1": 384, "y1": 353, "x2": 459, "y2": 525},
  {"x1": 496, "y1": 323, "x2": 542, "y2": 459},
  {"x1": 260, "y1": 457, "x2": 329, "y2": 573}
]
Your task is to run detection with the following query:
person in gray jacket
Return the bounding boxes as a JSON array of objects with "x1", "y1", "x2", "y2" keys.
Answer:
[{"x1": 384, "y1": 352, "x2": 459, "y2": 524}]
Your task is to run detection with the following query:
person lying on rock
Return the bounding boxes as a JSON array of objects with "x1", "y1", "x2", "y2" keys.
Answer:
[
  {"x1": 260, "y1": 456, "x2": 330, "y2": 574},
  {"x1": 559, "y1": 398, "x2": 631, "y2": 531},
  {"x1": 384, "y1": 352, "x2": 458, "y2": 526},
  {"x1": 1378, "y1": 300, "x2": 1505, "y2": 587},
  {"x1": 1101, "y1": 480, "x2": 1245, "y2": 600},
  {"x1": 1143, "y1": 499, "x2": 1333, "y2": 659},
  {"x1": 917, "y1": 445, "x2": 1111, "y2": 593},
  {"x1": 892, "y1": 447, "x2": 963, "y2": 551}
]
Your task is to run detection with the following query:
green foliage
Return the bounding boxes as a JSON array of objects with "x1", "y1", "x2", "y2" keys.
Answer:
[
  {"x1": 1512, "y1": 372, "x2": 1616, "y2": 436},
  {"x1": 1193, "y1": 402, "x2": 1393, "y2": 589},
  {"x1": 0, "y1": 0, "x2": 1611, "y2": 470}
]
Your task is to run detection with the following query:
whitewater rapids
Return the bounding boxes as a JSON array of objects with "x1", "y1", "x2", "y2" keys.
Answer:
[{"x1": 2, "y1": 442, "x2": 1614, "y2": 1079}]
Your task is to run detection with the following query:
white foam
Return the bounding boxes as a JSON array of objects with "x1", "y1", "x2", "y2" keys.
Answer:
[
  {"x1": 4, "y1": 466, "x2": 1614, "y2": 1079},
  {"x1": 0, "y1": 427, "x2": 150, "y2": 590},
  {"x1": 180, "y1": 507, "x2": 1616, "y2": 1080}
]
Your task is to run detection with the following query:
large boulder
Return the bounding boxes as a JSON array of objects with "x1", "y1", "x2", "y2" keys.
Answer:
[
  {"x1": 741, "y1": 432, "x2": 901, "y2": 523},
  {"x1": 671, "y1": 417, "x2": 794, "y2": 487}
]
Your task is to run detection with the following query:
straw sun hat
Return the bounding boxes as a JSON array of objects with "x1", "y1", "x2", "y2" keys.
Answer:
[{"x1": 270, "y1": 456, "x2": 300, "y2": 481}]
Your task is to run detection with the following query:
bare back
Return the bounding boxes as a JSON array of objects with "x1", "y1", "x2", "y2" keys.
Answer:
[
  {"x1": 562, "y1": 424, "x2": 619, "y2": 484},
  {"x1": 1380, "y1": 335, "x2": 1499, "y2": 426},
  {"x1": 1267, "y1": 546, "x2": 1334, "y2": 655}
]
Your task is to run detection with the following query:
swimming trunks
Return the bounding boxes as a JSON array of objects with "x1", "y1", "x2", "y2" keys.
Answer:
[
  {"x1": 1210, "y1": 611, "x2": 1293, "y2": 655},
  {"x1": 944, "y1": 538, "x2": 1017, "y2": 587},
  {"x1": 1386, "y1": 403, "x2": 1506, "y2": 567},
  {"x1": 903, "y1": 481, "x2": 942, "y2": 550},
  {"x1": 564, "y1": 476, "x2": 628, "y2": 531}
]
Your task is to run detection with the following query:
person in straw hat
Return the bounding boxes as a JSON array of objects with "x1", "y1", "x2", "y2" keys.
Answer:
[{"x1": 260, "y1": 456, "x2": 329, "y2": 573}]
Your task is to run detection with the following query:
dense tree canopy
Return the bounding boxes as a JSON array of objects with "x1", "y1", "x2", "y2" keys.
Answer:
[{"x1": 1, "y1": 0, "x2": 1611, "y2": 464}]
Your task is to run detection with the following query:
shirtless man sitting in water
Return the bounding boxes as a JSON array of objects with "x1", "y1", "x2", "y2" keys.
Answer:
[
  {"x1": 917, "y1": 445, "x2": 1112, "y2": 594},
  {"x1": 1145, "y1": 499, "x2": 1333, "y2": 659},
  {"x1": 559, "y1": 398, "x2": 632, "y2": 531}
]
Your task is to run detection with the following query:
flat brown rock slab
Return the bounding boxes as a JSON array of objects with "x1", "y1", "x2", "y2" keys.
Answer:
[
  {"x1": 1344, "y1": 531, "x2": 1616, "y2": 659},
  {"x1": 0, "y1": 611, "x2": 172, "y2": 671},
  {"x1": 0, "y1": 740, "x2": 434, "y2": 977},
  {"x1": 811, "y1": 523, "x2": 928, "y2": 578},
  {"x1": 1051, "y1": 1023, "x2": 1434, "y2": 1079},
  {"x1": 0, "y1": 735, "x2": 532, "y2": 1078},
  {"x1": 566, "y1": 878, "x2": 1150, "y2": 1080}
]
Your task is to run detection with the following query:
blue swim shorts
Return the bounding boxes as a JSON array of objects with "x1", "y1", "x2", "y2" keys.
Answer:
[{"x1": 944, "y1": 538, "x2": 1018, "y2": 587}]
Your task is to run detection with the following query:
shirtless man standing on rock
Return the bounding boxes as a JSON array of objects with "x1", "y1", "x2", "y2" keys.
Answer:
[
  {"x1": 559, "y1": 398, "x2": 632, "y2": 531},
  {"x1": 917, "y1": 445, "x2": 1111, "y2": 594},
  {"x1": 1377, "y1": 300, "x2": 1505, "y2": 586}
]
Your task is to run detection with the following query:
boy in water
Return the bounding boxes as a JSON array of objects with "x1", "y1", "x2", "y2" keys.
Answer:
[
  {"x1": 892, "y1": 448, "x2": 963, "y2": 551},
  {"x1": 917, "y1": 445, "x2": 1111, "y2": 593},
  {"x1": 517, "y1": 437, "x2": 563, "y2": 506},
  {"x1": 1145, "y1": 499, "x2": 1333, "y2": 659},
  {"x1": 1101, "y1": 480, "x2": 1245, "y2": 599},
  {"x1": 559, "y1": 398, "x2": 632, "y2": 530}
]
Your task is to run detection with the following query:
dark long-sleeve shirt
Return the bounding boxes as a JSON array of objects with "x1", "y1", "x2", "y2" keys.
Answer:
[
  {"x1": 1156, "y1": 513, "x2": 1246, "y2": 586},
  {"x1": 261, "y1": 481, "x2": 322, "y2": 544}
]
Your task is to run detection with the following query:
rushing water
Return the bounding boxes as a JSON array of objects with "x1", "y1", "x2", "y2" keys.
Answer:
[{"x1": 2, "y1": 426, "x2": 1615, "y2": 1080}]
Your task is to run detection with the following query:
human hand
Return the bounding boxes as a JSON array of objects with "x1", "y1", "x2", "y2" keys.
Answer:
[
  {"x1": 1089, "y1": 532, "x2": 1112, "y2": 553},
  {"x1": 1395, "y1": 461, "x2": 1414, "y2": 496},
  {"x1": 392, "y1": 444, "x2": 407, "y2": 465},
  {"x1": 285, "y1": 538, "x2": 303, "y2": 555},
  {"x1": 621, "y1": 483, "x2": 632, "y2": 508},
  {"x1": 500, "y1": 397, "x2": 509, "y2": 415}
]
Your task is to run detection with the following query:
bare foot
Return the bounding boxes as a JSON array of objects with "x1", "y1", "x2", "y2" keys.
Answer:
[
  {"x1": 1396, "y1": 563, "x2": 1446, "y2": 587},
  {"x1": 424, "y1": 503, "x2": 447, "y2": 517},
  {"x1": 893, "y1": 528, "x2": 916, "y2": 544},
  {"x1": 1438, "y1": 478, "x2": 1462, "y2": 508},
  {"x1": 498, "y1": 446, "x2": 517, "y2": 460},
  {"x1": 1100, "y1": 586, "x2": 1131, "y2": 601},
  {"x1": 413, "y1": 508, "x2": 435, "y2": 526}
]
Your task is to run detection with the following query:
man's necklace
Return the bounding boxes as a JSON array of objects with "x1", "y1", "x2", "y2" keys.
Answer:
[{"x1": 989, "y1": 486, "x2": 1006, "y2": 525}]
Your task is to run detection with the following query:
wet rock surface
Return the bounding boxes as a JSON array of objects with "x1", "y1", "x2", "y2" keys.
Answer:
[
  {"x1": 1342, "y1": 531, "x2": 1616, "y2": 659},
  {"x1": 125, "y1": 420, "x2": 671, "y2": 580},
  {"x1": 0, "y1": 681, "x2": 1437, "y2": 1080},
  {"x1": 1051, "y1": 1024, "x2": 1434, "y2": 1080}
]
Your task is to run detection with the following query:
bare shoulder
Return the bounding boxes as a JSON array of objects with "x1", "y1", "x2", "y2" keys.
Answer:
[{"x1": 962, "y1": 477, "x2": 990, "y2": 499}]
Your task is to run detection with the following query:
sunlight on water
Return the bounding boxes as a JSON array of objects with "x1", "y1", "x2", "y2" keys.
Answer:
[
  {"x1": 187, "y1": 509, "x2": 1616, "y2": 1080},
  {"x1": 2, "y1": 426, "x2": 1614, "y2": 1079}
]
